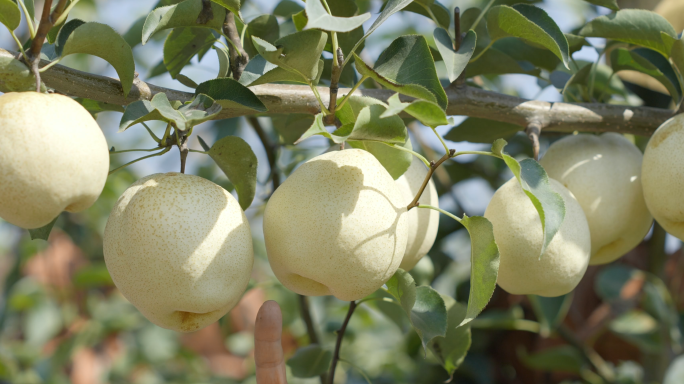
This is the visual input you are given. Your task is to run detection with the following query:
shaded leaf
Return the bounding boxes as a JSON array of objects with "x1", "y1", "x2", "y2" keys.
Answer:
[
  {"x1": 354, "y1": 36, "x2": 446, "y2": 109},
  {"x1": 466, "y1": 47, "x2": 541, "y2": 77},
  {"x1": 428, "y1": 296, "x2": 471, "y2": 376},
  {"x1": 521, "y1": 345, "x2": 584, "y2": 373},
  {"x1": 214, "y1": 45, "x2": 230, "y2": 78},
  {"x1": 195, "y1": 78, "x2": 267, "y2": 112},
  {"x1": 240, "y1": 55, "x2": 321, "y2": 86},
  {"x1": 459, "y1": 215, "x2": 500, "y2": 326},
  {"x1": 271, "y1": 114, "x2": 315, "y2": 145},
  {"x1": 579, "y1": 9, "x2": 677, "y2": 57},
  {"x1": 57, "y1": 22, "x2": 135, "y2": 96},
  {"x1": 28, "y1": 216, "x2": 58, "y2": 241},
  {"x1": 492, "y1": 37, "x2": 560, "y2": 72},
  {"x1": 349, "y1": 0, "x2": 413, "y2": 57},
  {"x1": 583, "y1": 0, "x2": 619, "y2": 11},
  {"x1": 164, "y1": 27, "x2": 217, "y2": 78},
  {"x1": 208, "y1": 0, "x2": 239, "y2": 14},
  {"x1": 609, "y1": 310, "x2": 662, "y2": 353},
  {"x1": 386, "y1": 269, "x2": 416, "y2": 314},
  {"x1": 528, "y1": 294, "x2": 573, "y2": 337},
  {"x1": 54, "y1": 19, "x2": 86, "y2": 56},
  {"x1": 382, "y1": 93, "x2": 448, "y2": 127},
  {"x1": 273, "y1": 0, "x2": 303, "y2": 18},
  {"x1": 74, "y1": 98, "x2": 125, "y2": 113},
  {"x1": 142, "y1": 0, "x2": 227, "y2": 45},
  {"x1": 253, "y1": 29, "x2": 327, "y2": 81},
  {"x1": 208, "y1": 136, "x2": 258, "y2": 210},
  {"x1": 487, "y1": 4, "x2": 569, "y2": 68},
  {"x1": 492, "y1": 139, "x2": 565, "y2": 259},
  {"x1": 411, "y1": 286, "x2": 448, "y2": 348},
  {"x1": 244, "y1": 14, "x2": 279, "y2": 59},
  {"x1": 286, "y1": 345, "x2": 332, "y2": 378},
  {"x1": 610, "y1": 47, "x2": 681, "y2": 103},
  {"x1": 563, "y1": 61, "x2": 628, "y2": 101},
  {"x1": 0, "y1": 0, "x2": 21, "y2": 31},
  {"x1": 434, "y1": 28, "x2": 476, "y2": 83},
  {"x1": 305, "y1": 0, "x2": 370, "y2": 32},
  {"x1": 321, "y1": 58, "x2": 356, "y2": 86},
  {"x1": 119, "y1": 93, "x2": 220, "y2": 132},
  {"x1": 595, "y1": 264, "x2": 644, "y2": 302},
  {"x1": 402, "y1": 1, "x2": 450, "y2": 30},
  {"x1": 445, "y1": 117, "x2": 523, "y2": 143}
]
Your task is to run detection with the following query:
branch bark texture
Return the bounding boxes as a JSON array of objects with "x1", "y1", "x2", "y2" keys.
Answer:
[{"x1": 1, "y1": 49, "x2": 673, "y2": 136}]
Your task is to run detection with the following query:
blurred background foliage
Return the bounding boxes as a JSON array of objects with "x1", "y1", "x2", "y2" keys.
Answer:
[{"x1": 2, "y1": 0, "x2": 684, "y2": 383}]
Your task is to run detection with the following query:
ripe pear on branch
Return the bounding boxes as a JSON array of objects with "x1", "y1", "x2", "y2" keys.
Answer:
[
  {"x1": 540, "y1": 133, "x2": 652, "y2": 265},
  {"x1": 263, "y1": 149, "x2": 408, "y2": 302},
  {"x1": 0, "y1": 92, "x2": 109, "y2": 229},
  {"x1": 104, "y1": 173, "x2": 254, "y2": 333},
  {"x1": 485, "y1": 177, "x2": 591, "y2": 297}
]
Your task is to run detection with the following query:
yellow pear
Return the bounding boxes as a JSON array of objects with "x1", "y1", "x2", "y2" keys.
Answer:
[
  {"x1": 395, "y1": 156, "x2": 439, "y2": 271},
  {"x1": 642, "y1": 114, "x2": 684, "y2": 240},
  {"x1": 104, "y1": 173, "x2": 254, "y2": 332},
  {"x1": 540, "y1": 133, "x2": 652, "y2": 265},
  {"x1": 263, "y1": 149, "x2": 408, "y2": 301},
  {"x1": 0, "y1": 92, "x2": 109, "y2": 229},
  {"x1": 484, "y1": 177, "x2": 591, "y2": 297}
]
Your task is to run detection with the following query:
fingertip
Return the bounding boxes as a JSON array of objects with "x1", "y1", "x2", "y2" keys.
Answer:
[{"x1": 255, "y1": 300, "x2": 283, "y2": 341}]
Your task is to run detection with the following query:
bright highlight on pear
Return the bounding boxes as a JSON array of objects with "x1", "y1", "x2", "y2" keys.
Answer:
[
  {"x1": 0, "y1": 92, "x2": 109, "y2": 229},
  {"x1": 540, "y1": 133, "x2": 652, "y2": 265},
  {"x1": 395, "y1": 156, "x2": 439, "y2": 271},
  {"x1": 104, "y1": 173, "x2": 254, "y2": 333},
  {"x1": 643, "y1": 114, "x2": 684, "y2": 240},
  {"x1": 485, "y1": 177, "x2": 591, "y2": 297},
  {"x1": 263, "y1": 149, "x2": 408, "y2": 301}
]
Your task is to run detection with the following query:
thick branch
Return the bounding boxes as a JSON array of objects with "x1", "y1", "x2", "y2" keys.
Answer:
[
  {"x1": 222, "y1": 12, "x2": 248, "y2": 80},
  {"x1": 1, "y1": 48, "x2": 673, "y2": 136}
]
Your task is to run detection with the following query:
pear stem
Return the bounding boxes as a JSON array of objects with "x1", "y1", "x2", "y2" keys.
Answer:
[{"x1": 328, "y1": 300, "x2": 357, "y2": 384}]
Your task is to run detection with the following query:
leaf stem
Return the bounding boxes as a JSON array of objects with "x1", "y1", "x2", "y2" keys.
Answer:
[
  {"x1": 10, "y1": 31, "x2": 29, "y2": 62},
  {"x1": 53, "y1": 0, "x2": 81, "y2": 26},
  {"x1": 108, "y1": 147, "x2": 170, "y2": 175},
  {"x1": 469, "y1": 0, "x2": 495, "y2": 30},
  {"x1": 328, "y1": 301, "x2": 358, "y2": 384},
  {"x1": 310, "y1": 83, "x2": 331, "y2": 115},
  {"x1": 431, "y1": 127, "x2": 450, "y2": 155},
  {"x1": 38, "y1": 58, "x2": 61, "y2": 72},
  {"x1": 418, "y1": 204, "x2": 462, "y2": 223},
  {"x1": 16, "y1": 0, "x2": 36, "y2": 38},
  {"x1": 188, "y1": 149, "x2": 207, "y2": 154},
  {"x1": 469, "y1": 41, "x2": 494, "y2": 63},
  {"x1": 110, "y1": 148, "x2": 162, "y2": 154},
  {"x1": 381, "y1": 142, "x2": 430, "y2": 167},
  {"x1": 141, "y1": 122, "x2": 161, "y2": 143},
  {"x1": 336, "y1": 75, "x2": 368, "y2": 111},
  {"x1": 407, "y1": 151, "x2": 453, "y2": 210}
]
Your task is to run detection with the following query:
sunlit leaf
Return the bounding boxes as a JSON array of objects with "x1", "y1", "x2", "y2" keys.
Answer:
[
  {"x1": 0, "y1": 0, "x2": 21, "y2": 31},
  {"x1": 428, "y1": 296, "x2": 471, "y2": 376},
  {"x1": 163, "y1": 27, "x2": 217, "y2": 78},
  {"x1": 610, "y1": 47, "x2": 681, "y2": 103},
  {"x1": 208, "y1": 136, "x2": 258, "y2": 210},
  {"x1": 381, "y1": 93, "x2": 448, "y2": 127},
  {"x1": 195, "y1": 78, "x2": 267, "y2": 112},
  {"x1": 466, "y1": 47, "x2": 541, "y2": 77},
  {"x1": 243, "y1": 14, "x2": 279, "y2": 59},
  {"x1": 305, "y1": 0, "x2": 370, "y2": 32},
  {"x1": 252, "y1": 29, "x2": 327, "y2": 82},
  {"x1": 287, "y1": 345, "x2": 332, "y2": 378},
  {"x1": 434, "y1": 28, "x2": 476, "y2": 83},
  {"x1": 142, "y1": 0, "x2": 227, "y2": 45}
]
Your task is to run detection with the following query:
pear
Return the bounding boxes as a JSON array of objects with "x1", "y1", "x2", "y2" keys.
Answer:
[
  {"x1": 104, "y1": 173, "x2": 254, "y2": 333},
  {"x1": 642, "y1": 114, "x2": 684, "y2": 240},
  {"x1": 263, "y1": 149, "x2": 408, "y2": 301},
  {"x1": 395, "y1": 156, "x2": 439, "y2": 271},
  {"x1": 540, "y1": 133, "x2": 652, "y2": 265},
  {"x1": 484, "y1": 177, "x2": 591, "y2": 297},
  {"x1": 0, "y1": 92, "x2": 109, "y2": 229}
]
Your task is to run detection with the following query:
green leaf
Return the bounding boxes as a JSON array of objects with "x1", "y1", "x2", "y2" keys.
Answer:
[
  {"x1": 492, "y1": 37, "x2": 561, "y2": 72},
  {"x1": 273, "y1": 0, "x2": 303, "y2": 18},
  {"x1": 348, "y1": 139, "x2": 413, "y2": 179},
  {"x1": 243, "y1": 15, "x2": 279, "y2": 59},
  {"x1": 403, "y1": 1, "x2": 450, "y2": 30},
  {"x1": 195, "y1": 78, "x2": 267, "y2": 112},
  {"x1": 177, "y1": 94, "x2": 222, "y2": 125},
  {"x1": 595, "y1": 265, "x2": 644, "y2": 302},
  {"x1": 610, "y1": 48, "x2": 681, "y2": 103},
  {"x1": 252, "y1": 29, "x2": 327, "y2": 82},
  {"x1": 370, "y1": 289, "x2": 412, "y2": 332},
  {"x1": 324, "y1": 0, "x2": 366, "y2": 55},
  {"x1": 74, "y1": 98, "x2": 125, "y2": 114},
  {"x1": 428, "y1": 296, "x2": 471, "y2": 376},
  {"x1": 349, "y1": 0, "x2": 413, "y2": 58},
  {"x1": 386, "y1": 269, "x2": 417, "y2": 314},
  {"x1": 670, "y1": 38, "x2": 684, "y2": 86},
  {"x1": 28, "y1": 216, "x2": 58, "y2": 241},
  {"x1": 486, "y1": 4, "x2": 569, "y2": 68},
  {"x1": 73, "y1": 263, "x2": 114, "y2": 288},
  {"x1": 411, "y1": 286, "x2": 448, "y2": 349},
  {"x1": 381, "y1": 93, "x2": 448, "y2": 127},
  {"x1": 305, "y1": 0, "x2": 370, "y2": 32},
  {"x1": 271, "y1": 114, "x2": 315, "y2": 145},
  {"x1": 521, "y1": 345, "x2": 584, "y2": 373},
  {"x1": 609, "y1": 310, "x2": 662, "y2": 353},
  {"x1": 0, "y1": 0, "x2": 21, "y2": 31},
  {"x1": 54, "y1": 19, "x2": 86, "y2": 56},
  {"x1": 354, "y1": 35, "x2": 447, "y2": 109},
  {"x1": 123, "y1": 16, "x2": 146, "y2": 48},
  {"x1": 563, "y1": 62, "x2": 628, "y2": 101},
  {"x1": 320, "y1": 58, "x2": 356, "y2": 87},
  {"x1": 208, "y1": 136, "x2": 258, "y2": 210},
  {"x1": 434, "y1": 28, "x2": 476, "y2": 83},
  {"x1": 239, "y1": 55, "x2": 320, "y2": 86},
  {"x1": 119, "y1": 93, "x2": 220, "y2": 132},
  {"x1": 142, "y1": 0, "x2": 227, "y2": 45},
  {"x1": 348, "y1": 104, "x2": 407, "y2": 143},
  {"x1": 208, "y1": 0, "x2": 239, "y2": 14},
  {"x1": 0, "y1": 55, "x2": 43, "y2": 92},
  {"x1": 292, "y1": 10, "x2": 307, "y2": 31},
  {"x1": 459, "y1": 215, "x2": 500, "y2": 326},
  {"x1": 528, "y1": 294, "x2": 573, "y2": 337},
  {"x1": 445, "y1": 118, "x2": 523, "y2": 144},
  {"x1": 465, "y1": 47, "x2": 540, "y2": 77},
  {"x1": 579, "y1": 9, "x2": 677, "y2": 57},
  {"x1": 20, "y1": 0, "x2": 34, "y2": 20},
  {"x1": 56, "y1": 22, "x2": 135, "y2": 97},
  {"x1": 566, "y1": 33, "x2": 589, "y2": 54},
  {"x1": 197, "y1": 135, "x2": 211, "y2": 151},
  {"x1": 492, "y1": 139, "x2": 566, "y2": 259},
  {"x1": 286, "y1": 345, "x2": 332, "y2": 378},
  {"x1": 164, "y1": 27, "x2": 217, "y2": 78},
  {"x1": 214, "y1": 45, "x2": 230, "y2": 78},
  {"x1": 583, "y1": 0, "x2": 619, "y2": 11}
]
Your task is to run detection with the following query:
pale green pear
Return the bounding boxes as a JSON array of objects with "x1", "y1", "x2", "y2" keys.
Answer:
[
  {"x1": 642, "y1": 114, "x2": 684, "y2": 240},
  {"x1": 395, "y1": 156, "x2": 439, "y2": 271},
  {"x1": 104, "y1": 173, "x2": 254, "y2": 333},
  {"x1": 0, "y1": 92, "x2": 109, "y2": 229},
  {"x1": 263, "y1": 149, "x2": 408, "y2": 301},
  {"x1": 485, "y1": 177, "x2": 591, "y2": 297},
  {"x1": 540, "y1": 133, "x2": 652, "y2": 265}
]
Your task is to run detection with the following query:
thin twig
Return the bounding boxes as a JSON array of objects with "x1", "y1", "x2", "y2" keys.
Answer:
[
  {"x1": 526, "y1": 122, "x2": 541, "y2": 161},
  {"x1": 246, "y1": 116, "x2": 281, "y2": 192},
  {"x1": 407, "y1": 150, "x2": 455, "y2": 210},
  {"x1": 177, "y1": 130, "x2": 189, "y2": 173},
  {"x1": 328, "y1": 301, "x2": 358, "y2": 384},
  {"x1": 222, "y1": 11, "x2": 248, "y2": 80}
]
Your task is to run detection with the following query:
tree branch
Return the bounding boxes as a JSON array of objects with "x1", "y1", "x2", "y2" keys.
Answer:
[
  {"x1": 222, "y1": 12, "x2": 248, "y2": 80},
  {"x1": 328, "y1": 301, "x2": 357, "y2": 384},
  {"x1": 1, "y1": 48, "x2": 673, "y2": 136}
]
